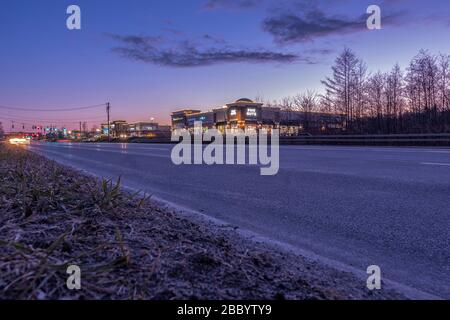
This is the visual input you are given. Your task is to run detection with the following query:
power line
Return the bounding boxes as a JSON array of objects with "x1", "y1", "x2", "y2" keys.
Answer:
[
  {"x1": 1, "y1": 117, "x2": 104, "y2": 125},
  {"x1": 0, "y1": 114, "x2": 107, "y2": 122},
  {"x1": 0, "y1": 103, "x2": 107, "y2": 112}
]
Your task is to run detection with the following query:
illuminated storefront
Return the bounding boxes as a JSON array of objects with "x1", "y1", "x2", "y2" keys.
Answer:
[
  {"x1": 186, "y1": 111, "x2": 215, "y2": 132},
  {"x1": 213, "y1": 98, "x2": 263, "y2": 133},
  {"x1": 128, "y1": 122, "x2": 159, "y2": 137},
  {"x1": 171, "y1": 98, "x2": 345, "y2": 135},
  {"x1": 171, "y1": 109, "x2": 201, "y2": 130}
]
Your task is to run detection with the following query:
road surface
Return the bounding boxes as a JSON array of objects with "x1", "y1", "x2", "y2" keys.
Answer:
[{"x1": 28, "y1": 142, "x2": 450, "y2": 298}]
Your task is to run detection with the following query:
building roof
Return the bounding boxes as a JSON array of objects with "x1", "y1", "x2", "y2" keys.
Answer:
[
  {"x1": 171, "y1": 109, "x2": 201, "y2": 115},
  {"x1": 236, "y1": 98, "x2": 254, "y2": 103},
  {"x1": 226, "y1": 98, "x2": 263, "y2": 108}
]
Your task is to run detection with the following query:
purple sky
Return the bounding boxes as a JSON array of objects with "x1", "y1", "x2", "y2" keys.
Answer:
[{"x1": 1, "y1": 0, "x2": 449, "y2": 131}]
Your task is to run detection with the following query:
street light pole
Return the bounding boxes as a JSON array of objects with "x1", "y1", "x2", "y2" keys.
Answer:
[{"x1": 106, "y1": 102, "x2": 111, "y2": 142}]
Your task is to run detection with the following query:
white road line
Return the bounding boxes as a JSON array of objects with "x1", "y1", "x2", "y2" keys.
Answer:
[
  {"x1": 421, "y1": 162, "x2": 450, "y2": 166},
  {"x1": 282, "y1": 146, "x2": 450, "y2": 153}
]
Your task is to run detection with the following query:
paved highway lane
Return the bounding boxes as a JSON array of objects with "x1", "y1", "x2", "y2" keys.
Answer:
[{"x1": 28, "y1": 142, "x2": 450, "y2": 298}]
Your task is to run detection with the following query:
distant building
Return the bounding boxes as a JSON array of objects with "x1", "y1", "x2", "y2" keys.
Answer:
[
  {"x1": 101, "y1": 120, "x2": 171, "y2": 139},
  {"x1": 129, "y1": 122, "x2": 171, "y2": 138},
  {"x1": 186, "y1": 111, "x2": 215, "y2": 131},
  {"x1": 171, "y1": 109, "x2": 202, "y2": 130},
  {"x1": 128, "y1": 122, "x2": 158, "y2": 137},
  {"x1": 171, "y1": 98, "x2": 345, "y2": 135},
  {"x1": 100, "y1": 120, "x2": 128, "y2": 138},
  {"x1": 156, "y1": 125, "x2": 172, "y2": 137},
  {"x1": 101, "y1": 123, "x2": 109, "y2": 136},
  {"x1": 113, "y1": 120, "x2": 128, "y2": 138}
]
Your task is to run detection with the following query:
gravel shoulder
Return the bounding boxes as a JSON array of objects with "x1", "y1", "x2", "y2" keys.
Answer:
[{"x1": 0, "y1": 143, "x2": 405, "y2": 299}]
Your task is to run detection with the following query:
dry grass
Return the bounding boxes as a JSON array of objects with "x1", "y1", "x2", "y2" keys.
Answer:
[{"x1": 0, "y1": 143, "x2": 405, "y2": 300}]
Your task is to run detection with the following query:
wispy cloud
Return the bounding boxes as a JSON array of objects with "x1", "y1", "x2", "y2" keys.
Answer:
[
  {"x1": 202, "y1": 0, "x2": 264, "y2": 11},
  {"x1": 263, "y1": 7, "x2": 405, "y2": 44},
  {"x1": 202, "y1": 34, "x2": 227, "y2": 45},
  {"x1": 109, "y1": 34, "x2": 302, "y2": 67},
  {"x1": 423, "y1": 12, "x2": 450, "y2": 27}
]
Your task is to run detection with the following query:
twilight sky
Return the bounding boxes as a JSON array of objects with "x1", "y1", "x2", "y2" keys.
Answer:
[{"x1": 0, "y1": 0, "x2": 449, "y2": 130}]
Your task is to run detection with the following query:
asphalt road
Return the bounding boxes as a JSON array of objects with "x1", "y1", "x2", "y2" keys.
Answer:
[{"x1": 28, "y1": 142, "x2": 450, "y2": 298}]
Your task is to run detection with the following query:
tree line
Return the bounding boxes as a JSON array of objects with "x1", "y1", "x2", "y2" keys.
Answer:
[{"x1": 263, "y1": 48, "x2": 450, "y2": 134}]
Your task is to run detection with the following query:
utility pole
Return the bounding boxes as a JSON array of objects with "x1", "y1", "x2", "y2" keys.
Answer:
[
  {"x1": 106, "y1": 102, "x2": 111, "y2": 142},
  {"x1": 79, "y1": 121, "x2": 82, "y2": 140}
]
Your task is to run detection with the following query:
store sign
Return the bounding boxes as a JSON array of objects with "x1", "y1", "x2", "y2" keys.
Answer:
[{"x1": 247, "y1": 108, "x2": 257, "y2": 117}]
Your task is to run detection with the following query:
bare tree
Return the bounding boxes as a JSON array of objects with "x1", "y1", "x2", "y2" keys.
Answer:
[
  {"x1": 352, "y1": 60, "x2": 368, "y2": 130},
  {"x1": 254, "y1": 93, "x2": 265, "y2": 104},
  {"x1": 282, "y1": 48, "x2": 450, "y2": 134},
  {"x1": 384, "y1": 64, "x2": 405, "y2": 132},
  {"x1": 366, "y1": 72, "x2": 386, "y2": 132},
  {"x1": 318, "y1": 92, "x2": 334, "y2": 114},
  {"x1": 407, "y1": 51, "x2": 438, "y2": 109},
  {"x1": 437, "y1": 53, "x2": 450, "y2": 111},
  {"x1": 280, "y1": 96, "x2": 294, "y2": 111},
  {"x1": 321, "y1": 48, "x2": 362, "y2": 125},
  {"x1": 367, "y1": 72, "x2": 385, "y2": 117},
  {"x1": 405, "y1": 50, "x2": 440, "y2": 130},
  {"x1": 292, "y1": 91, "x2": 317, "y2": 130},
  {"x1": 300, "y1": 90, "x2": 318, "y2": 113}
]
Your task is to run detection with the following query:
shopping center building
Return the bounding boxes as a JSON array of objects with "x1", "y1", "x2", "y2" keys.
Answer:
[
  {"x1": 171, "y1": 98, "x2": 345, "y2": 136},
  {"x1": 101, "y1": 120, "x2": 171, "y2": 139}
]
